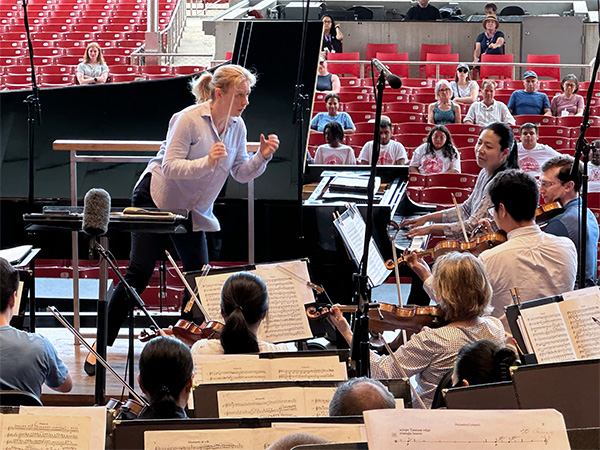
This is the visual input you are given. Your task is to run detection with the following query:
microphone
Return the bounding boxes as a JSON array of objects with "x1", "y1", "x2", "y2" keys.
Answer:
[
  {"x1": 371, "y1": 59, "x2": 402, "y2": 90},
  {"x1": 82, "y1": 188, "x2": 111, "y2": 261}
]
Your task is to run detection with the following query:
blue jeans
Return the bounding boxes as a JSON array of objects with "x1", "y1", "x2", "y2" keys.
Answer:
[{"x1": 106, "y1": 173, "x2": 208, "y2": 346}]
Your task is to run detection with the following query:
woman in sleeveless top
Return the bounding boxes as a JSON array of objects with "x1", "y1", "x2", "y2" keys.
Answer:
[
  {"x1": 428, "y1": 79, "x2": 461, "y2": 125},
  {"x1": 316, "y1": 53, "x2": 340, "y2": 94}
]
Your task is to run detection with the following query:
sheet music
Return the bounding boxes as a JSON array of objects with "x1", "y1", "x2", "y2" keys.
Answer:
[
  {"x1": 217, "y1": 387, "x2": 336, "y2": 418},
  {"x1": 363, "y1": 409, "x2": 570, "y2": 449},
  {"x1": 196, "y1": 260, "x2": 313, "y2": 343},
  {"x1": 333, "y1": 204, "x2": 391, "y2": 287},
  {"x1": 520, "y1": 302, "x2": 577, "y2": 363},
  {"x1": 19, "y1": 406, "x2": 106, "y2": 450},
  {"x1": 558, "y1": 289, "x2": 600, "y2": 360},
  {"x1": 144, "y1": 425, "x2": 364, "y2": 450},
  {"x1": 198, "y1": 356, "x2": 346, "y2": 384},
  {"x1": 0, "y1": 413, "x2": 90, "y2": 450},
  {"x1": 0, "y1": 245, "x2": 32, "y2": 265},
  {"x1": 192, "y1": 354, "x2": 259, "y2": 385}
]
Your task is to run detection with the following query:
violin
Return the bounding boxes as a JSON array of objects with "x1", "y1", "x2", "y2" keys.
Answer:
[
  {"x1": 106, "y1": 398, "x2": 145, "y2": 420},
  {"x1": 535, "y1": 201, "x2": 564, "y2": 223},
  {"x1": 139, "y1": 319, "x2": 223, "y2": 344},
  {"x1": 306, "y1": 302, "x2": 446, "y2": 335},
  {"x1": 385, "y1": 232, "x2": 507, "y2": 269}
]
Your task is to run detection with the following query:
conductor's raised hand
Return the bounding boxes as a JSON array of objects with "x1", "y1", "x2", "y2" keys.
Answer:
[
  {"x1": 259, "y1": 133, "x2": 279, "y2": 158},
  {"x1": 208, "y1": 142, "x2": 228, "y2": 168}
]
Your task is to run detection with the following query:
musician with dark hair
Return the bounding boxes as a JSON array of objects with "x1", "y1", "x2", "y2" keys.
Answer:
[
  {"x1": 0, "y1": 258, "x2": 72, "y2": 399},
  {"x1": 452, "y1": 340, "x2": 518, "y2": 387},
  {"x1": 137, "y1": 336, "x2": 194, "y2": 419},
  {"x1": 191, "y1": 272, "x2": 296, "y2": 355}
]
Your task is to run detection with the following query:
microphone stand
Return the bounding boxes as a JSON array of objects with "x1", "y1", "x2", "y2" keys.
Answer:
[
  {"x1": 92, "y1": 238, "x2": 161, "y2": 402},
  {"x1": 292, "y1": 0, "x2": 312, "y2": 258},
  {"x1": 349, "y1": 66, "x2": 387, "y2": 377},
  {"x1": 570, "y1": 38, "x2": 600, "y2": 289},
  {"x1": 21, "y1": 0, "x2": 42, "y2": 209}
]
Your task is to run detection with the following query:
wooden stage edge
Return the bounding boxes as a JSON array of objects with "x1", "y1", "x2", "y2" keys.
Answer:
[{"x1": 40, "y1": 328, "x2": 144, "y2": 406}]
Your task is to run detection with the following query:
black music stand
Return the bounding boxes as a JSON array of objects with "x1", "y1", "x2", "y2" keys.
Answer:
[{"x1": 23, "y1": 207, "x2": 187, "y2": 405}]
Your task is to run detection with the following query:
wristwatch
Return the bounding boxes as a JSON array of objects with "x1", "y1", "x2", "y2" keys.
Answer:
[{"x1": 94, "y1": 77, "x2": 97, "y2": 82}]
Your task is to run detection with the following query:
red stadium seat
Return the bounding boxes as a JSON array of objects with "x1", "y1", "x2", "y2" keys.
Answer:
[
  {"x1": 30, "y1": 31, "x2": 61, "y2": 41},
  {"x1": 425, "y1": 173, "x2": 477, "y2": 189},
  {"x1": 459, "y1": 146, "x2": 477, "y2": 160},
  {"x1": 0, "y1": 57, "x2": 18, "y2": 66},
  {"x1": 0, "y1": 48, "x2": 26, "y2": 57},
  {"x1": 527, "y1": 54, "x2": 560, "y2": 80},
  {"x1": 376, "y1": 52, "x2": 409, "y2": 78},
  {"x1": 451, "y1": 134, "x2": 478, "y2": 148},
  {"x1": 385, "y1": 111, "x2": 424, "y2": 124},
  {"x1": 39, "y1": 65, "x2": 74, "y2": 75},
  {"x1": 39, "y1": 74, "x2": 75, "y2": 87},
  {"x1": 172, "y1": 65, "x2": 205, "y2": 75},
  {"x1": 353, "y1": 122, "x2": 377, "y2": 134},
  {"x1": 555, "y1": 116, "x2": 600, "y2": 128},
  {"x1": 144, "y1": 73, "x2": 173, "y2": 80},
  {"x1": 54, "y1": 55, "x2": 82, "y2": 65},
  {"x1": 5, "y1": 66, "x2": 33, "y2": 76},
  {"x1": 124, "y1": 31, "x2": 146, "y2": 41},
  {"x1": 419, "y1": 187, "x2": 471, "y2": 208},
  {"x1": 536, "y1": 126, "x2": 572, "y2": 138},
  {"x1": 460, "y1": 159, "x2": 482, "y2": 175},
  {"x1": 36, "y1": 24, "x2": 70, "y2": 33},
  {"x1": 4, "y1": 74, "x2": 33, "y2": 85},
  {"x1": 412, "y1": 92, "x2": 436, "y2": 104},
  {"x1": 479, "y1": 54, "x2": 514, "y2": 79},
  {"x1": 400, "y1": 133, "x2": 427, "y2": 149},
  {"x1": 381, "y1": 92, "x2": 412, "y2": 103},
  {"x1": 344, "y1": 101, "x2": 377, "y2": 113},
  {"x1": 339, "y1": 77, "x2": 359, "y2": 87},
  {"x1": 401, "y1": 78, "x2": 434, "y2": 88},
  {"x1": 111, "y1": 73, "x2": 140, "y2": 83},
  {"x1": 308, "y1": 133, "x2": 326, "y2": 146},
  {"x1": 385, "y1": 103, "x2": 427, "y2": 114},
  {"x1": 419, "y1": 44, "x2": 451, "y2": 77},
  {"x1": 16, "y1": 56, "x2": 53, "y2": 66},
  {"x1": 514, "y1": 115, "x2": 556, "y2": 126},
  {"x1": 110, "y1": 64, "x2": 139, "y2": 75},
  {"x1": 31, "y1": 47, "x2": 63, "y2": 57},
  {"x1": 425, "y1": 53, "x2": 459, "y2": 79},
  {"x1": 102, "y1": 54, "x2": 130, "y2": 65},
  {"x1": 345, "y1": 133, "x2": 372, "y2": 147},
  {"x1": 395, "y1": 122, "x2": 433, "y2": 135},
  {"x1": 408, "y1": 173, "x2": 426, "y2": 187},
  {"x1": 339, "y1": 86, "x2": 374, "y2": 94},
  {"x1": 444, "y1": 123, "x2": 481, "y2": 135},
  {"x1": 140, "y1": 65, "x2": 172, "y2": 75},
  {"x1": 537, "y1": 136, "x2": 572, "y2": 149},
  {"x1": 337, "y1": 92, "x2": 373, "y2": 104},
  {"x1": 539, "y1": 80, "x2": 562, "y2": 91},
  {"x1": 327, "y1": 52, "x2": 360, "y2": 78}
]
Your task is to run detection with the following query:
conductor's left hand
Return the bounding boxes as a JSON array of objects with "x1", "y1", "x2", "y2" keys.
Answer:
[{"x1": 260, "y1": 133, "x2": 279, "y2": 158}]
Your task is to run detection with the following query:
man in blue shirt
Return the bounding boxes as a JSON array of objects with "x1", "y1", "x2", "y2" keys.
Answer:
[
  {"x1": 0, "y1": 258, "x2": 72, "y2": 399},
  {"x1": 507, "y1": 71, "x2": 552, "y2": 116},
  {"x1": 540, "y1": 156, "x2": 599, "y2": 287}
]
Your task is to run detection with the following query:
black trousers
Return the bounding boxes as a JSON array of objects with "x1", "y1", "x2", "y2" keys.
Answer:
[{"x1": 106, "y1": 173, "x2": 209, "y2": 346}]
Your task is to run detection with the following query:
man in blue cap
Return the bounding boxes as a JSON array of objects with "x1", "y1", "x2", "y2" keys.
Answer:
[{"x1": 507, "y1": 71, "x2": 552, "y2": 116}]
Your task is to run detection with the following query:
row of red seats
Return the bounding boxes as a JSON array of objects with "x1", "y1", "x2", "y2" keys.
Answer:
[
  {"x1": 0, "y1": 15, "x2": 168, "y2": 29},
  {"x1": 1, "y1": 30, "x2": 145, "y2": 41}
]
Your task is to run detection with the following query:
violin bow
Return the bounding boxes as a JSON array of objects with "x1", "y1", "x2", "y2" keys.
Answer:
[
  {"x1": 451, "y1": 193, "x2": 470, "y2": 243},
  {"x1": 165, "y1": 251, "x2": 212, "y2": 318},
  {"x1": 276, "y1": 265, "x2": 325, "y2": 294},
  {"x1": 379, "y1": 333, "x2": 426, "y2": 409},
  {"x1": 386, "y1": 221, "x2": 403, "y2": 305},
  {"x1": 48, "y1": 306, "x2": 149, "y2": 406}
]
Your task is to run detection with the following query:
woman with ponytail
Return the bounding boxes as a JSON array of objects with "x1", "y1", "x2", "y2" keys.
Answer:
[
  {"x1": 192, "y1": 272, "x2": 296, "y2": 355},
  {"x1": 403, "y1": 122, "x2": 519, "y2": 240},
  {"x1": 138, "y1": 336, "x2": 194, "y2": 419},
  {"x1": 86, "y1": 65, "x2": 280, "y2": 375}
]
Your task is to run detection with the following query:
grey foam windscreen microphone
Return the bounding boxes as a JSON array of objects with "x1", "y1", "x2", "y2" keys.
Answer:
[{"x1": 82, "y1": 188, "x2": 111, "y2": 237}]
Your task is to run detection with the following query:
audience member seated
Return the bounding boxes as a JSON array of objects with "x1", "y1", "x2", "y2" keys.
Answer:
[
  {"x1": 479, "y1": 170, "x2": 577, "y2": 346},
  {"x1": 450, "y1": 63, "x2": 479, "y2": 105},
  {"x1": 321, "y1": 14, "x2": 343, "y2": 53},
  {"x1": 310, "y1": 93, "x2": 355, "y2": 134},
  {"x1": 507, "y1": 71, "x2": 552, "y2": 116},
  {"x1": 464, "y1": 80, "x2": 515, "y2": 127},
  {"x1": 76, "y1": 42, "x2": 109, "y2": 85},
  {"x1": 314, "y1": 122, "x2": 356, "y2": 165},
  {"x1": 0, "y1": 258, "x2": 72, "y2": 399},
  {"x1": 452, "y1": 340, "x2": 518, "y2": 387},
  {"x1": 357, "y1": 117, "x2": 407, "y2": 165},
  {"x1": 329, "y1": 377, "x2": 396, "y2": 416},
  {"x1": 316, "y1": 53, "x2": 340, "y2": 94},
  {"x1": 484, "y1": 3, "x2": 497, "y2": 15},
  {"x1": 404, "y1": 0, "x2": 440, "y2": 21},
  {"x1": 590, "y1": 141, "x2": 600, "y2": 193},
  {"x1": 473, "y1": 15, "x2": 505, "y2": 63},
  {"x1": 428, "y1": 80, "x2": 461, "y2": 125},
  {"x1": 267, "y1": 433, "x2": 328, "y2": 450},
  {"x1": 540, "y1": 156, "x2": 598, "y2": 287},
  {"x1": 191, "y1": 272, "x2": 297, "y2": 355},
  {"x1": 137, "y1": 336, "x2": 194, "y2": 419},
  {"x1": 404, "y1": 122, "x2": 518, "y2": 240},
  {"x1": 551, "y1": 74, "x2": 584, "y2": 117},
  {"x1": 330, "y1": 252, "x2": 506, "y2": 409},
  {"x1": 517, "y1": 122, "x2": 560, "y2": 178},
  {"x1": 409, "y1": 125, "x2": 460, "y2": 174}
]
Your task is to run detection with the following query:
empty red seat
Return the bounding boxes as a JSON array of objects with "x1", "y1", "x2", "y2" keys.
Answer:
[
  {"x1": 30, "y1": 31, "x2": 61, "y2": 41},
  {"x1": 386, "y1": 111, "x2": 425, "y2": 124},
  {"x1": 144, "y1": 73, "x2": 173, "y2": 80},
  {"x1": 412, "y1": 92, "x2": 436, "y2": 104},
  {"x1": 460, "y1": 159, "x2": 481, "y2": 175},
  {"x1": 444, "y1": 124, "x2": 481, "y2": 135},
  {"x1": 36, "y1": 24, "x2": 70, "y2": 33},
  {"x1": 381, "y1": 92, "x2": 411, "y2": 103},
  {"x1": 6, "y1": 66, "x2": 34, "y2": 76},
  {"x1": 39, "y1": 65, "x2": 73, "y2": 75},
  {"x1": 140, "y1": 65, "x2": 172, "y2": 75},
  {"x1": 124, "y1": 31, "x2": 145, "y2": 40},
  {"x1": 54, "y1": 55, "x2": 82, "y2": 65},
  {"x1": 419, "y1": 44, "x2": 451, "y2": 77},
  {"x1": 344, "y1": 101, "x2": 376, "y2": 113},
  {"x1": 63, "y1": 46, "x2": 87, "y2": 56},
  {"x1": 4, "y1": 73, "x2": 33, "y2": 85},
  {"x1": 0, "y1": 47, "x2": 26, "y2": 57},
  {"x1": 514, "y1": 115, "x2": 556, "y2": 126},
  {"x1": 451, "y1": 134, "x2": 478, "y2": 148},
  {"x1": 172, "y1": 65, "x2": 205, "y2": 75},
  {"x1": 395, "y1": 122, "x2": 433, "y2": 135},
  {"x1": 375, "y1": 52, "x2": 409, "y2": 78},
  {"x1": 39, "y1": 73, "x2": 74, "y2": 87},
  {"x1": 420, "y1": 187, "x2": 471, "y2": 208},
  {"x1": 327, "y1": 52, "x2": 361, "y2": 78},
  {"x1": 94, "y1": 31, "x2": 123, "y2": 41},
  {"x1": 425, "y1": 53, "x2": 459, "y2": 79},
  {"x1": 111, "y1": 73, "x2": 140, "y2": 83},
  {"x1": 537, "y1": 136, "x2": 572, "y2": 149},
  {"x1": 345, "y1": 133, "x2": 372, "y2": 147},
  {"x1": 338, "y1": 92, "x2": 372, "y2": 104},
  {"x1": 110, "y1": 64, "x2": 139, "y2": 75},
  {"x1": 425, "y1": 173, "x2": 477, "y2": 189},
  {"x1": 385, "y1": 103, "x2": 426, "y2": 114},
  {"x1": 16, "y1": 56, "x2": 53, "y2": 65},
  {"x1": 400, "y1": 133, "x2": 427, "y2": 149},
  {"x1": 536, "y1": 126, "x2": 572, "y2": 138}
]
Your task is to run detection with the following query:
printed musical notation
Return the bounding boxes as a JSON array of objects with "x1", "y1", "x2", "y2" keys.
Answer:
[
  {"x1": 0, "y1": 414, "x2": 90, "y2": 450},
  {"x1": 363, "y1": 409, "x2": 570, "y2": 449}
]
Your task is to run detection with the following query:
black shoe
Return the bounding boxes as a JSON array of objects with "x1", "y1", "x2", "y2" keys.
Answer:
[{"x1": 84, "y1": 359, "x2": 96, "y2": 376}]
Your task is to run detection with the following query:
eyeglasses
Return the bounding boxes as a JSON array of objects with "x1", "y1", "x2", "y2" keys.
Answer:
[
  {"x1": 538, "y1": 180, "x2": 563, "y2": 189},
  {"x1": 488, "y1": 206, "x2": 497, "y2": 217},
  {"x1": 457, "y1": 68, "x2": 469, "y2": 73},
  {"x1": 319, "y1": 61, "x2": 325, "y2": 65},
  {"x1": 322, "y1": 19, "x2": 332, "y2": 23}
]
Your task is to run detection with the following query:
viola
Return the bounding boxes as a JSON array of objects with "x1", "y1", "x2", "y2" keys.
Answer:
[
  {"x1": 385, "y1": 232, "x2": 507, "y2": 269},
  {"x1": 139, "y1": 319, "x2": 223, "y2": 345},
  {"x1": 535, "y1": 201, "x2": 564, "y2": 223},
  {"x1": 106, "y1": 398, "x2": 145, "y2": 420},
  {"x1": 306, "y1": 302, "x2": 446, "y2": 335}
]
